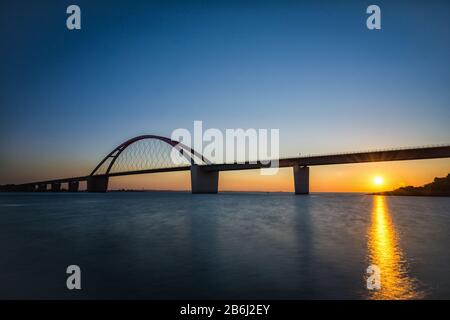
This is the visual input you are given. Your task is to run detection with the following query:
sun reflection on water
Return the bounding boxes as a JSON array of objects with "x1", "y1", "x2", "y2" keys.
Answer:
[{"x1": 367, "y1": 196, "x2": 420, "y2": 299}]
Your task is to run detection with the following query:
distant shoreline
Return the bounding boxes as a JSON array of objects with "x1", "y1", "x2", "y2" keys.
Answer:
[
  {"x1": 0, "y1": 190, "x2": 367, "y2": 195},
  {"x1": 371, "y1": 173, "x2": 450, "y2": 197}
]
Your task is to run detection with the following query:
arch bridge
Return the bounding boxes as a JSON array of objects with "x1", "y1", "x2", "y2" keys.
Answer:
[{"x1": 2, "y1": 135, "x2": 450, "y2": 194}]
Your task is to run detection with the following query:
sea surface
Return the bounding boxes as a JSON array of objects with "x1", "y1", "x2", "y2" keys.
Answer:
[{"x1": 0, "y1": 192, "x2": 449, "y2": 299}]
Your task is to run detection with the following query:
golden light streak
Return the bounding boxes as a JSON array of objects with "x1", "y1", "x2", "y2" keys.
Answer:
[{"x1": 367, "y1": 196, "x2": 420, "y2": 299}]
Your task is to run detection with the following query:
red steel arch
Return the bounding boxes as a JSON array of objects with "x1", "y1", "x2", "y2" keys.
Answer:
[{"x1": 90, "y1": 135, "x2": 210, "y2": 176}]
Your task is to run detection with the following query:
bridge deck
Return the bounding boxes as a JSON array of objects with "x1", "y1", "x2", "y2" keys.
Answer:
[
  {"x1": 203, "y1": 145, "x2": 450, "y2": 172},
  {"x1": 5, "y1": 145, "x2": 450, "y2": 187}
]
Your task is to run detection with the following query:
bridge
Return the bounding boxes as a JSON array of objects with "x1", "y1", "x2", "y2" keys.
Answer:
[{"x1": 1, "y1": 135, "x2": 449, "y2": 194}]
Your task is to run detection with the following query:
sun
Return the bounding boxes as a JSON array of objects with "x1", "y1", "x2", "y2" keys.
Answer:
[{"x1": 373, "y1": 176, "x2": 384, "y2": 186}]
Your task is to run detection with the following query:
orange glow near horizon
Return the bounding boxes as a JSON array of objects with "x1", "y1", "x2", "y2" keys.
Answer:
[{"x1": 104, "y1": 158, "x2": 450, "y2": 192}]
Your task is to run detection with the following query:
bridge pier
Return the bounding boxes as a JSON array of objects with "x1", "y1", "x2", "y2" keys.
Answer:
[
  {"x1": 191, "y1": 165, "x2": 219, "y2": 194},
  {"x1": 68, "y1": 181, "x2": 79, "y2": 192},
  {"x1": 293, "y1": 165, "x2": 309, "y2": 195},
  {"x1": 16, "y1": 184, "x2": 35, "y2": 192},
  {"x1": 37, "y1": 183, "x2": 47, "y2": 192},
  {"x1": 51, "y1": 182, "x2": 61, "y2": 192},
  {"x1": 0, "y1": 184, "x2": 14, "y2": 192},
  {"x1": 87, "y1": 175, "x2": 108, "y2": 192}
]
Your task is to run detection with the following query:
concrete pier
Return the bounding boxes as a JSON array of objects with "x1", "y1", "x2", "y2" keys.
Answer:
[
  {"x1": 68, "y1": 181, "x2": 79, "y2": 192},
  {"x1": 51, "y1": 182, "x2": 61, "y2": 192},
  {"x1": 191, "y1": 165, "x2": 219, "y2": 194},
  {"x1": 37, "y1": 183, "x2": 47, "y2": 192},
  {"x1": 87, "y1": 175, "x2": 108, "y2": 192},
  {"x1": 293, "y1": 165, "x2": 309, "y2": 195},
  {"x1": 16, "y1": 184, "x2": 35, "y2": 192}
]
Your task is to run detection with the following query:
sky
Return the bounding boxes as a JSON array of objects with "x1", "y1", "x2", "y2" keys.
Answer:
[{"x1": 0, "y1": 0, "x2": 449, "y2": 191}]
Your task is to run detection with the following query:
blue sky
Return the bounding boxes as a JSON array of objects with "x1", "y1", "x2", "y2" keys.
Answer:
[{"x1": 0, "y1": 0, "x2": 449, "y2": 183}]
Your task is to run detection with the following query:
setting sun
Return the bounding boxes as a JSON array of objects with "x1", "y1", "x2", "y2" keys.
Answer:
[{"x1": 373, "y1": 176, "x2": 384, "y2": 186}]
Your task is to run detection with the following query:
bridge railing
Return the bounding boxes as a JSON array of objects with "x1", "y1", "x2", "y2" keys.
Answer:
[{"x1": 292, "y1": 144, "x2": 450, "y2": 159}]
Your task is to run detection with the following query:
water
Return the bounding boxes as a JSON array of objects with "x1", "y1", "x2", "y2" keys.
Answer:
[{"x1": 0, "y1": 192, "x2": 449, "y2": 299}]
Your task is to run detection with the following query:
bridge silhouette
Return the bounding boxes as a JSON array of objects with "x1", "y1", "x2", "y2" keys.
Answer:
[{"x1": 2, "y1": 135, "x2": 450, "y2": 194}]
